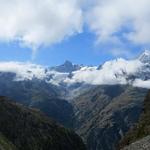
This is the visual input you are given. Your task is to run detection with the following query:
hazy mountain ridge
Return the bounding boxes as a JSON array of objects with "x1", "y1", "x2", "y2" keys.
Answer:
[{"x1": 0, "y1": 73, "x2": 74, "y2": 127}]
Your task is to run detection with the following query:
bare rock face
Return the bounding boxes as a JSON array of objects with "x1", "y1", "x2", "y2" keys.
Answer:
[
  {"x1": 50, "y1": 60, "x2": 81, "y2": 73},
  {"x1": 122, "y1": 135, "x2": 150, "y2": 150},
  {"x1": 73, "y1": 85, "x2": 147, "y2": 150},
  {"x1": 118, "y1": 90, "x2": 150, "y2": 150}
]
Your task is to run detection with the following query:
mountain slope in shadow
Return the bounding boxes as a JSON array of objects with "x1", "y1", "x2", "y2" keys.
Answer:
[
  {"x1": 0, "y1": 96, "x2": 86, "y2": 150},
  {"x1": 119, "y1": 90, "x2": 150, "y2": 149}
]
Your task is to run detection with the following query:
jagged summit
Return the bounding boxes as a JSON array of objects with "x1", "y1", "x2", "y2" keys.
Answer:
[
  {"x1": 138, "y1": 50, "x2": 150, "y2": 63},
  {"x1": 63, "y1": 60, "x2": 73, "y2": 65},
  {"x1": 50, "y1": 60, "x2": 81, "y2": 73}
]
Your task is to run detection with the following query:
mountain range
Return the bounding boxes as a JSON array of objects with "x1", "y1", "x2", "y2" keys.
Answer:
[
  {"x1": 0, "y1": 50, "x2": 150, "y2": 150},
  {"x1": 0, "y1": 50, "x2": 150, "y2": 89}
]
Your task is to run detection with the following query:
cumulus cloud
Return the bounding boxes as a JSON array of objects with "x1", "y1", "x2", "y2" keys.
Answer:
[
  {"x1": 0, "y1": 0, "x2": 83, "y2": 51},
  {"x1": 0, "y1": 0, "x2": 149, "y2": 56},
  {"x1": 87, "y1": 0, "x2": 150, "y2": 47}
]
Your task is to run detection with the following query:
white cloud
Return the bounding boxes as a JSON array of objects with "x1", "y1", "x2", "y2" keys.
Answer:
[
  {"x1": 87, "y1": 0, "x2": 150, "y2": 46},
  {"x1": 65, "y1": 59, "x2": 143, "y2": 85},
  {"x1": 0, "y1": 59, "x2": 142, "y2": 86},
  {"x1": 0, "y1": 0, "x2": 149, "y2": 56},
  {"x1": 0, "y1": 61, "x2": 47, "y2": 80},
  {"x1": 0, "y1": 0, "x2": 83, "y2": 51},
  {"x1": 0, "y1": 61, "x2": 70, "y2": 84},
  {"x1": 133, "y1": 79, "x2": 150, "y2": 89},
  {"x1": 107, "y1": 48, "x2": 133, "y2": 58},
  {"x1": 0, "y1": 59, "x2": 149, "y2": 89}
]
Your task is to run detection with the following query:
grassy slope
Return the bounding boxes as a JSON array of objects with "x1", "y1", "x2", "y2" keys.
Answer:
[
  {"x1": 0, "y1": 133, "x2": 17, "y2": 150},
  {"x1": 0, "y1": 96, "x2": 86, "y2": 150}
]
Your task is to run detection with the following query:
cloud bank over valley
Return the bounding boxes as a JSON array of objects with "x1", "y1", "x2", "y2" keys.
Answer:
[{"x1": 0, "y1": 51, "x2": 150, "y2": 88}]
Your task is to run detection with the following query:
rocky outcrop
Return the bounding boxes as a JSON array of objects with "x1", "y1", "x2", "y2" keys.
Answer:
[{"x1": 122, "y1": 135, "x2": 150, "y2": 150}]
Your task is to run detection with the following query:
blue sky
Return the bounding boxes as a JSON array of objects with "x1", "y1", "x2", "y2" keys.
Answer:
[
  {"x1": 0, "y1": 31, "x2": 144, "y2": 67},
  {"x1": 0, "y1": 0, "x2": 149, "y2": 66},
  {"x1": 33, "y1": 30, "x2": 118, "y2": 66}
]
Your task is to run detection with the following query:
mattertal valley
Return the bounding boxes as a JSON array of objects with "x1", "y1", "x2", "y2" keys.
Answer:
[
  {"x1": 0, "y1": 51, "x2": 149, "y2": 149},
  {"x1": 0, "y1": 0, "x2": 149, "y2": 150}
]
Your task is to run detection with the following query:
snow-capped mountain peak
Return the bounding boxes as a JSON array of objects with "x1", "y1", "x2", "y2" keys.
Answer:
[
  {"x1": 138, "y1": 50, "x2": 150, "y2": 63},
  {"x1": 0, "y1": 50, "x2": 150, "y2": 88}
]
